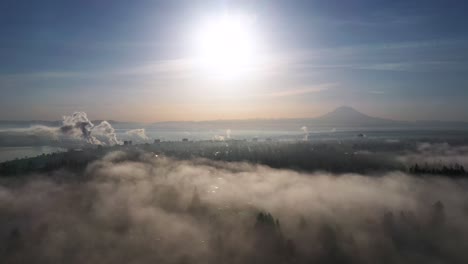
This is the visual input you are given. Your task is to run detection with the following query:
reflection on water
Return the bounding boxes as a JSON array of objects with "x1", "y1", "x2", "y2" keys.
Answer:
[{"x1": 0, "y1": 146, "x2": 66, "y2": 163}]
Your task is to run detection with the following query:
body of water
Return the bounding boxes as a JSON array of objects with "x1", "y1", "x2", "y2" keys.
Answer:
[{"x1": 0, "y1": 146, "x2": 66, "y2": 163}]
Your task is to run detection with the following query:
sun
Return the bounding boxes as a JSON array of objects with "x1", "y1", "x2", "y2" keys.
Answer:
[{"x1": 193, "y1": 14, "x2": 261, "y2": 80}]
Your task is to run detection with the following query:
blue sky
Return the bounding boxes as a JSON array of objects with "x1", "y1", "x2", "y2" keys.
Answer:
[{"x1": 1, "y1": 0, "x2": 468, "y2": 122}]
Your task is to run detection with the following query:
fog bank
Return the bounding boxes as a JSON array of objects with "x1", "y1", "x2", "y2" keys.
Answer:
[{"x1": 1, "y1": 151, "x2": 468, "y2": 263}]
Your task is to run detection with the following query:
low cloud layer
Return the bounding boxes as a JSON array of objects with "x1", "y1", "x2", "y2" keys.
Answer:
[{"x1": 1, "y1": 151, "x2": 468, "y2": 263}]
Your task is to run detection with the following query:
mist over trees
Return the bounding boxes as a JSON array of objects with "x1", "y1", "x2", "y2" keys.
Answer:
[
  {"x1": 1, "y1": 150, "x2": 468, "y2": 263},
  {"x1": 2, "y1": 126, "x2": 468, "y2": 263},
  {"x1": 0, "y1": 140, "x2": 405, "y2": 176},
  {"x1": 4, "y1": 138, "x2": 468, "y2": 178}
]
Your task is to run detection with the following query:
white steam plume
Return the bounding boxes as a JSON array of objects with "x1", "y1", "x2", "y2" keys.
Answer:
[
  {"x1": 125, "y1": 128, "x2": 149, "y2": 141},
  {"x1": 301, "y1": 126, "x2": 308, "y2": 141},
  {"x1": 60, "y1": 112, "x2": 121, "y2": 145}
]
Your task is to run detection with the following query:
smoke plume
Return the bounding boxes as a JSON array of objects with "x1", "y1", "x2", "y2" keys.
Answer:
[
  {"x1": 0, "y1": 112, "x2": 130, "y2": 147},
  {"x1": 60, "y1": 112, "x2": 121, "y2": 145},
  {"x1": 301, "y1": 126, "x2": 308, "y2": 141},
  {"x1": 125, "y1": 128, "x2": 149, "y2": 141}
]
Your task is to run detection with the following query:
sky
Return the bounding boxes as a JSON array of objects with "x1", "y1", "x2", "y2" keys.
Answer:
[{"x1": 1, "y1": 0, "x2": 468, "y2": 122}]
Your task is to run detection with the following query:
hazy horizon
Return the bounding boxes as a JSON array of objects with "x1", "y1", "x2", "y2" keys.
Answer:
[{"x1": 1, "y1": 105, "x2": 468, "y2": 124}]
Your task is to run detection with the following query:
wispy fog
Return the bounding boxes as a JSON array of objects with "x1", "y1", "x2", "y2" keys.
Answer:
[
  {"x1": 399, "y1": 142, "x2": 468, "y2": 168},
  {"x1": 1, "y1": 151, "x2": 468, "y2": 263}
]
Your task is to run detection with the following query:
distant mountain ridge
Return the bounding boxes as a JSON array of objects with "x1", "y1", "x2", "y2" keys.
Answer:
[
  {"x1": 1, "y1": 107, "x2": 468, "y2": 130},
  {"x1": 314, "y1": 106, "x2": 401, "y2": 125},
  {"x1": 147, "y1": 106, "x2": 468, "y2": 130}
]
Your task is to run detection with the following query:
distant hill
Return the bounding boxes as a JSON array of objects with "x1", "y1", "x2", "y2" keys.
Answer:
[
  {"x1": 147, "y1": 106, "x2": 468, "y2": 130},
  {"x1": 1, "y1": 107, "x2": 468, "y2": 130},
  {"x1": 313, "y1": 106, "x2": 404, "y2": 126},
  {"x1": 146, "y1": 106, "x2": 405, "y2": 130},
  {"x1": 0, "y1": 120, "x2": 62, "y2": 128}
]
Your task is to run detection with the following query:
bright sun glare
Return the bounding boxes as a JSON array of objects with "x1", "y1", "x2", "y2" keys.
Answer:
[{"x1": 193, "y1": 14, "x2": 261, "y2": 80}]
